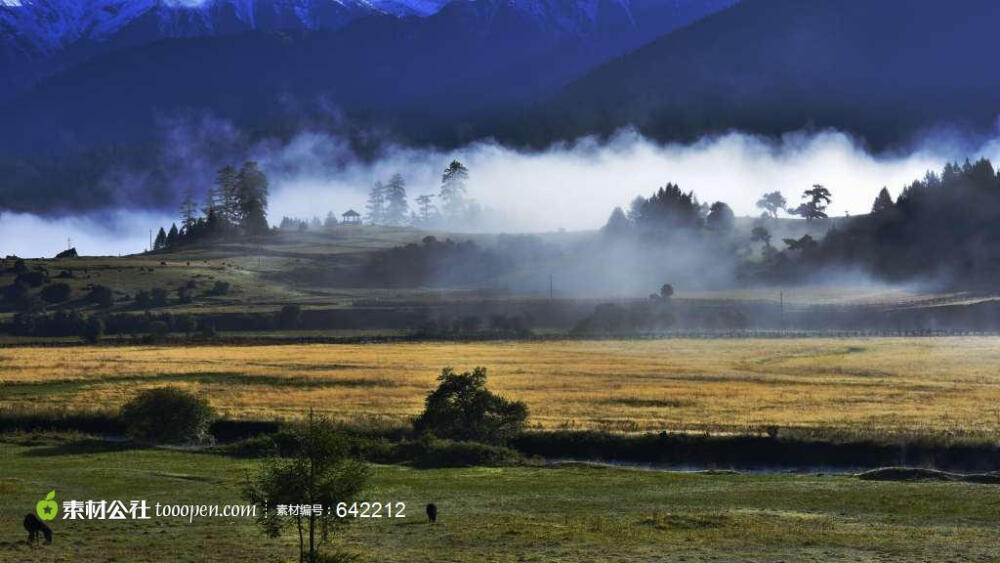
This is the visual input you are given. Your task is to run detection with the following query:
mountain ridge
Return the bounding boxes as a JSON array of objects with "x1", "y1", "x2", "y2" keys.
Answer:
[{"x1": 512, "y1": 0, "x2": 1000, "y2": 149}]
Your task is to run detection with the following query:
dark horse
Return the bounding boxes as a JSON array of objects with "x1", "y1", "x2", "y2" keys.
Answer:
[
  {"x1": 24, "y1": 514, "x2": 52, "y2": 545},
  {"x1": 426, "y1": 503, "x2": 438, "y2": 523}
]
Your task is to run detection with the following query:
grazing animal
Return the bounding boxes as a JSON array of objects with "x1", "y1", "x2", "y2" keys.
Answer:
[
  {"x1": 24, "y1": 514, "x2": 52, "y2": 545},
  {"x1": 426, "y1": 503, "x2": 438, "y2": 523}
]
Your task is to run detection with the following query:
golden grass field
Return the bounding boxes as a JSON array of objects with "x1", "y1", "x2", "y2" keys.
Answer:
[{"x1": 3, "y1": 337, "x2": 1000, "y2": 436}]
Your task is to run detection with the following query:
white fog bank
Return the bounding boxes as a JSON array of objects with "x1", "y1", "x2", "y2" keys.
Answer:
[{"x1": 5, "y1": 127, "x2": 1000, "y2": 257}]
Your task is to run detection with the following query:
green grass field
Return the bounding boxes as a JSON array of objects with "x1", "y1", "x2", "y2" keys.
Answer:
[{"x1": 2, "y1": 438, "x2": 999, "y2": 562}]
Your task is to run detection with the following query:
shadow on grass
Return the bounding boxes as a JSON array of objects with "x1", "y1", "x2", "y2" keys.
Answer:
[{"x1": 21, "y1": 439, "x2": 146, "y2": 457}]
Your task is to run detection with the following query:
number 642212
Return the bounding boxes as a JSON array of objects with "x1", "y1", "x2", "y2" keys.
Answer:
[{"x1": 335, "y1": 502, "x2": 405, "y2": 518}]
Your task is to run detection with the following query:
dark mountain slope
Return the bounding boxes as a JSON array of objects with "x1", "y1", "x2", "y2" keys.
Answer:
[
  {"x1": 0, "y1": 0, "x2": 733, "y2": 155},
  {"x1": 512, "y1": 0, "x2": 1000, "y2": 149},
  {"x1": 0, "y1": 0, "x2": 735, "y2": 213}
]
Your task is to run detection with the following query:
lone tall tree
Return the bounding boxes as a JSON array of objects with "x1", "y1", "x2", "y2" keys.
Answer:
[
  {"x1": 243, "y1": 413, "x2": 370, "y2": 563},
  {"x1": 439, "y1": 160, "x2": 469, "y2": 218},
  {"x1": 383, "y1": 173, "x2": 409, "y2": 225},
  {"x1": 756, "y1": 191, "x2": 787, "y2": 219},
  {"x1": 179, "y1": 189, "x2": 198, "y2": 232}
]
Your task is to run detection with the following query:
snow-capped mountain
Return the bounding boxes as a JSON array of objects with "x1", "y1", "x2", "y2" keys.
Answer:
[
  {"x1": 0, "y1": 0, "x2": 437, "y2": 59},
  {"x1": 0, "y1": 0, "x2": 647, "y2": 60}
]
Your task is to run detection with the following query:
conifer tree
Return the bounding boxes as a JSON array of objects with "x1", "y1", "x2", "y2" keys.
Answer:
[
  {"x1": 439, "y1": 160, "x2": 469, "y2": 218},
  {"x1": 366, "y1": 181, "x2": 386, "y2": 225},
  {"x1": 384, "y1": 173, "x2": 409, "y2": 225}
]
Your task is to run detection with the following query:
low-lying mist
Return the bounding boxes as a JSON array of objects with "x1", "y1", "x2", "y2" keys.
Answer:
[{"x1": 4, "y1": 121, "x2": 1000, "y2": 259}]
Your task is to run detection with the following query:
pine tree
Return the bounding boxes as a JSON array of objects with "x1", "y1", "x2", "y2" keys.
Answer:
[
  {"x1": 179, "y1": 189, "x2": 198, "y2": 232},
  {"x1": 602, "y1": 207, "x2": 630, "y2": 236},
  {"x1": 415, "y1": 194, "x2": 436, "y2": 223},
  {"x1": 871, "y1": 187, "x2": 894, "y2": 214},
  {"x1": 166, "y1": 223, "x2": 179, "y2": 247},
  {"x1": 384, "y1": 173, "x2": 409, "y2": 225},
  {"x1": 439, "y1": 160, "x2": 468, "y2": 218},
  {"x1": 216, "y1": 165, "x2": 239, "y2": 223},
  {"x1": 202, "y1": 185, "x2": 221, "y2": 218},
  {"x1": 235, "y1": 162, "x2": 269, "y2": 234},
  {"x1": 789, "y1": 185, "x2": 832, "y2": 220},
  {"x1": 153, "y1": 227, "x2": 167, "y2": 250},
  {"x1": 324, "y1": 211, "x2": 337, "y2": 228},
  {"x1": 366, "y1": 181, "x2": 386, "y2": 225}
]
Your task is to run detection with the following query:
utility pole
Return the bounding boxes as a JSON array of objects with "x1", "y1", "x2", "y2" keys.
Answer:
[{"x1": 149, "y1": 229, "x2": 152, "y2": 252}]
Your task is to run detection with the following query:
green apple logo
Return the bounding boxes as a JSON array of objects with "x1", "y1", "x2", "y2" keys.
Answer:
[{"x1": 36, "y1": 490, "x2": 58, "y2": 521}]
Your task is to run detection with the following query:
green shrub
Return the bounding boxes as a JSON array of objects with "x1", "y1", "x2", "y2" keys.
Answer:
[
  {"x1": 87, "y1": 285, "x2": 113, "y2": 308},
  {"x1": 413, "y1": 367, "x2": 528, "y2": 445},
  {"x1": 209, "y1": 281, "x2": 230, "y2": 296},
  {"x1": 39, "y1": 282, "x2": 72, "y2": 303},
  {"x1": 119, "y1": 387, "x2": 214, "y2": 444}
]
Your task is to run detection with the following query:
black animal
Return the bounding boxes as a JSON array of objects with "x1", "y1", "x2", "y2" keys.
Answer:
[
  {"x1": 24, "y1": 514, "x2": 52, "y2": 545},
  {"x1": 425, "y1": 503, "x2": 438, "y2": 523}
]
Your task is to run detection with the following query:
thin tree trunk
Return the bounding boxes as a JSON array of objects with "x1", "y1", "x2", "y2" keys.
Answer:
[
  {"x1": 297, "y1": 515, "x2": 304, "y2": 563},
  {"x1": 309, "y1": 514, "x2": 315, "y2": 563}
]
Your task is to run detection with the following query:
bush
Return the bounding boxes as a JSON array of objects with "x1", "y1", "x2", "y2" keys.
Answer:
[
  {"x1": 208, "y1": 281, "x2": 230, "y2": 296},
  {"x1": 119, "y1": 387, "x2": 214, "y2": 444},
  {"x1": 87, "y1": 285, "x2": 113, "y2": 308},
  {"x1": 15, "y1": 270, "x2": 47, "y2": 287},
  {"x1": 413, "y1": 367, "x2": 528, "y2": 445},
  {"x1": 39, "y1": 282, "x2": 72, "y2": 303}
]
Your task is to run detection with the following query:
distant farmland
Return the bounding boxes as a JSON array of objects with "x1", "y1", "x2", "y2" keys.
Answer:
[{"x1": 4, "y1": 337, "x2": 1000, "y2": 438}]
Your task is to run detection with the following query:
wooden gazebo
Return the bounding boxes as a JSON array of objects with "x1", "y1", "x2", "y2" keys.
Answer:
[{"x1": 341, "y1": 209, "x2": 361, "y2": 224}]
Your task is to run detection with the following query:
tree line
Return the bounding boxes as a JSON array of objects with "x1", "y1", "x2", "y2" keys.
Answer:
[
  {"x1": 152, "y1": 161, "x2": 270, "y2": 251},
  {"x1": 362, "y1": 160, "x2": 481, "y2": 228},
  {"x1": 602, "y1": 157, "x2": 1000, "y2": 287}
]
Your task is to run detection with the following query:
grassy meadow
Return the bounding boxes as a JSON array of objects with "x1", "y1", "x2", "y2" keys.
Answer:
[
  {"x1": 4, "y1": 337, "x2": 1000, "y2": 437},
  {"x1": 2, "y1": 439, "x2": 999, "y2": 562}
]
